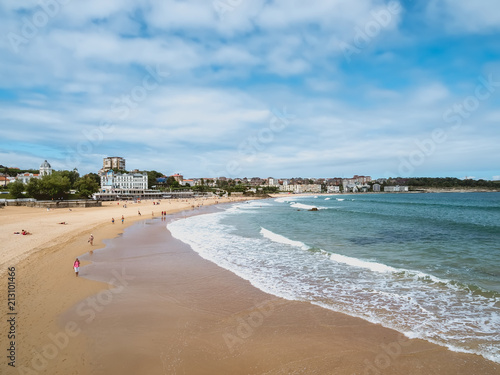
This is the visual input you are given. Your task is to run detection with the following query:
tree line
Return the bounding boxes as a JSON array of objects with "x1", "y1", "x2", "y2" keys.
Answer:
[
  {"x1": 384, "y1": 177, "x2": 500, "y2": 189},
  {"x1": 6, "y1": 171, "x2": 101, "y2": 199}
]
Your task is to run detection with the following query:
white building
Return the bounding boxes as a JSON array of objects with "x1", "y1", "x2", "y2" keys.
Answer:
[
  {"x1": 279, "y1": 184, "x2": 294, "y2": 192},
  {"x1": 181, "y1": 179, "x2": 194, "y2": 186},
  {"x1": 302, "y1": 184, "x2": 322, "y2": 193},
  {"x1": 327, "y1": 186, "x2": 340, "y2": 193},
  {"x1": 268, "y1": 177, "x2": 278, "y2": 186},
  {"x1": 384, "y1": 185, "x2": 409, "y2": 192},
  {"x1": 100, "y1": 170, "x2": 148, "y2": 192},
  {"x1": 39, "y1": 160, "x2": 53, "y2": 176},
  {"x1": 16, "y1": 172, "x2": 39, "y2": 184},
  {"x1": 14, "y1": 160, "x2": 53, "y2": 184},
  {"x1": 344, "y1": 183, "x2": 358, "y2": 193},
  {"x1": 279, "y1": 184, "x2": 322, "y2": 193}
]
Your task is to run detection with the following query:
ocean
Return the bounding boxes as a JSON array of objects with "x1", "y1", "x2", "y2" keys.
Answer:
[{"x1": 167, "y1": 192, "x2": 500, "y2": 363}]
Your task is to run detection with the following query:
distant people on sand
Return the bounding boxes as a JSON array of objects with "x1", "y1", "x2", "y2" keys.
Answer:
[
  {"x1": 73, "y1": 258, "x2": 80, "y2": 277},
  {"x1": 112, "y1": 217, "x2": 115, "y2": 224},
  {"x1": 138, "y1": 210, "x2": 141, "y2": 216},
  {"x1": 14, "y1": 230, "x2": 32, "y2": 235},
  {"x1": 58, "y1": 222, "x2": 67, "y2": 225},
  {"x1": 88, "y1": 234, "x2": 94, "y2": 246},
  {"x1": 121, "y1": 215, "x2": 125, "y2": 224}
]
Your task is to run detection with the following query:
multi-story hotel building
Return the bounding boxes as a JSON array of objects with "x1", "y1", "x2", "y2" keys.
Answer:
[{"x1": 101, "y1": 157, "x2": 126, "y2": 173}]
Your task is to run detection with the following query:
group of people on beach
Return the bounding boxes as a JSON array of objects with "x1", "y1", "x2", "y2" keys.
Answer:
[
  {"x1": 72, "y1": 199, "x2": 181, "y2": 277},
  {"x1": 112, "y1": 216, "x2": 126, "y2": 224},
  {"x1": 14, "y1": 229, "x2": 32, "y2": 235}
]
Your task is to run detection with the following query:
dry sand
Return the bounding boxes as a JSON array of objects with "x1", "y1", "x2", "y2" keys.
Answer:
[{"x1": 1, "y1": 196, "x2": 499, "y2": 374}]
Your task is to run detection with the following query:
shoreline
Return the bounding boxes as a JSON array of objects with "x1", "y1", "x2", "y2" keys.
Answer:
[{"x1": 2, "y1": 197, "x2": 499, "y2": 374}]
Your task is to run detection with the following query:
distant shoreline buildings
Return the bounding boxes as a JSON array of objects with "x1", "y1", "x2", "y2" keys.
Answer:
[
  {"x1": 1, "y1": 156, "x2": 415, "y2": 194},
  {"x1": 0, "y1": 160, "x2": 53, "y2": 185}
]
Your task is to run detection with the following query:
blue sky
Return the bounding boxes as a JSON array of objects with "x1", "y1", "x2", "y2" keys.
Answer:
[{"x1": 1, "y1": 0, "x2": 499, "y2": 180}]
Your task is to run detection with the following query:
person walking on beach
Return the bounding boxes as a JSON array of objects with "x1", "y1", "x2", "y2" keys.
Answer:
[
  {"x1": 138, "y1": 210, "x2": 141, "y2": 216},
  {"x1": 121, "y1": 215, "x2": 124, "y2": 224},
  {"x1": 88, "y1": 234, "x2": 94, "y2": 246},
  {"x1": 73, "y1": 258, "x2": 80, "y2": 277},
  {"x1": 112, "y1": 217, "x2": 115, "y2": 224}
]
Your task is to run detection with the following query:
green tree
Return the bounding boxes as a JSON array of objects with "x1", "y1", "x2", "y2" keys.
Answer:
[
  {"x1": 58, "y1": 169, "x2": 80, "y2": 188},
  {"x1": 147, "y1": 170, "x2": 164, "y2": 189},
  {"x1": 26, "y1": 174, "x2": 71, "y2": 199},
  {"x1": 260, "y1": 186, "x2": 279, "y2": 194},
  {"x1": 25, "y1": 178, "x2": 41, "y2": 199},
  {"x1": 166, "y1": 176, "x2": 180, "y2": 188},
  {"x1": 86, "y1": 173, "x2": 101, "y2": 186},
  {"x1": 39, "y1": 174, "x2": 71, "y2": 199},
  {"x1": 230, "y1": 184, "x2": 248, "y2": 193},
  {"x1": 8, "y1": 181, "x2": 25, "y2": 198},
  {"x1": 75, "y1": 175, "x2": 100, "y2": 198}
]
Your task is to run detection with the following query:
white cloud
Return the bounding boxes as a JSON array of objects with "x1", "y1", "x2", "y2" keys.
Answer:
[
  {"x1": 0, "y1": 1, "x2": 499, "y2": 179},
  {"x1": 426, "y1": 0, "x2": 500, "y2": 33}
]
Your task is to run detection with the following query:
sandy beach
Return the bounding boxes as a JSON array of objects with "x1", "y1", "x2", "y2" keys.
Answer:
[
  {"x1": 1, "y1": 197, "x2": 499, "y2": 374},
  {"x1": 0, "y1": 196, "x2": 253, "y2": 374}
]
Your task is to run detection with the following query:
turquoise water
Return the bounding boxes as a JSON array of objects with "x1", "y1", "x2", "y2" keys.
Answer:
[{"x1": 168, "y1": 192, "x2": 500, "y2": 363}]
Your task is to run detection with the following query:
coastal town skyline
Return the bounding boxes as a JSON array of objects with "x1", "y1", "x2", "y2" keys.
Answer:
[
  {"x1": 3, "y1": 157, "x2": 496, "y2": 183},
  {"x1": 1, "y1": 1, "x2": 499, "y2": 180}
]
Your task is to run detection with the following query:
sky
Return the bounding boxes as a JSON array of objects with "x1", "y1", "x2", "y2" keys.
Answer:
[{"x1": 1, "y1": 0, "x2": 499, "y2": 180}]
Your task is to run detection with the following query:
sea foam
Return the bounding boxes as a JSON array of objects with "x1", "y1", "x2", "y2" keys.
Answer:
[
  {"x1": 329, "y1": 253, "x2": 398, "y2": 273},
  {"x1": 290, "y1": 202, "x2": 328, "y2": 210},
  {"x1": 260, "y1": 228, "x2": 309, "y2": 250}
]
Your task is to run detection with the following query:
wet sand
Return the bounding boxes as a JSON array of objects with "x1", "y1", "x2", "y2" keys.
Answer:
[{"x1": 55, "y1": 209, "x2": 499, "y2": 374}]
